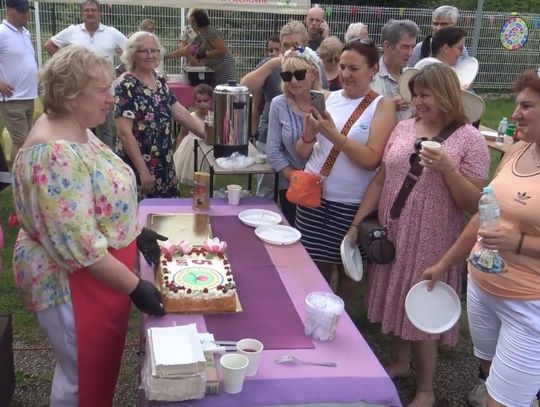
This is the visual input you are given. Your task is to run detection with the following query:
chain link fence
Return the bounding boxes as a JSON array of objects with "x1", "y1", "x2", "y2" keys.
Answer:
[{"x1": 17, "y1": 3, "x2": 540, "y2": 92}]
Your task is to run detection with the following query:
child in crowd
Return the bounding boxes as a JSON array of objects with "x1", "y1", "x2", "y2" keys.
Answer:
[{"x1": 173, "y1": 83, "x2": 212, "y2": 186}]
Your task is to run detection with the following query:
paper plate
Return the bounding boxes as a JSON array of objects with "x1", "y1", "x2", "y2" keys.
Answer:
[
  {"x1": 255, "y1": 225, "x2": 301, "y2": 245},
  {"x1": 454, "y1": 57, "x2": 479, "y2": 88},
  {"x1": 481, "y1": 131, "x2": 497, "y2": 139},
  {"x1": 405, "y1": 281, "x2": 461, "y2": 334},
  {"x1": 238, "y1": 209, "x2": 282, "y2": 228},
  {"x1": 340, "y1": 235, "x2": 363, "y2": 282}
]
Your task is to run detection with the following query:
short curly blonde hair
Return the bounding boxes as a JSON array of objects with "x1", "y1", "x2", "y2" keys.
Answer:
[
  {"x1": 121, "y1": 31, "x2": 164, "y2": 71},
  {"x1": 318, "y1": 36, "x2": 343, "y2": 62},
  {"x1": 40, "y1": 45, "x2": 113, "y2": 116}
]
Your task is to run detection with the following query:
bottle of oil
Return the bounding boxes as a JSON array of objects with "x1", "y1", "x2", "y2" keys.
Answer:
[{"x1": 193, "y1": 172, "x2": 210, "y2": 212}]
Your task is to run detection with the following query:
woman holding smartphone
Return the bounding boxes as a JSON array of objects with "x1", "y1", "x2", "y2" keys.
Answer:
[
  {"x1": 295, "y1": 39, "x2": 396, "y2": 309},
  {"x1": 266, "y1": 46, "x2": 323, "y2": 225}
]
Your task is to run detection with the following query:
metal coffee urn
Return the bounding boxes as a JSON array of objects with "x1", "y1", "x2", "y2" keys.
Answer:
[{"x1": 213, "y1": 81, "x2": 252, "y2": 158}]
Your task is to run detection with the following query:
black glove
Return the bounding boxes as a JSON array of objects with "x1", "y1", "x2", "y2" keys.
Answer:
[
  {"x1": 137, "y1": 227, "x2": 168, "y2": 267},
  {"x1": 196, "y1": 49, "x2": 207, "y2": 60},
  {"x1": 129, "y1": 279, "x2": 166, "y2": 317}
]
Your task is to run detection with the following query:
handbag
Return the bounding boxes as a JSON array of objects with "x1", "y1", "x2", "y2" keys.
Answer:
[
  {"x1": 286, "y1": 90, "x2": 378, "y2": 208},
  {"x1": 358, "y1": 124, "x2": 459, "y2": 264},
  {"x1": 358, "y1": 211, "x2": 395, "y2": 265}
]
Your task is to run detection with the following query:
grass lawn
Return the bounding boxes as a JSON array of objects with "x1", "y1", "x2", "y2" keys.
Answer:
[{"x1": 0, "y1": 96, "x2": 517, "y2": 343}]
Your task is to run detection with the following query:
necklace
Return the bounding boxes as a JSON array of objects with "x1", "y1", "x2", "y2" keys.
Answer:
[
  {"x1": 292, "y1": 98, "x2": 310, "y2": 113},
  {"x1": 531, "y1": 144, "x2": 540, "y2": 168}
]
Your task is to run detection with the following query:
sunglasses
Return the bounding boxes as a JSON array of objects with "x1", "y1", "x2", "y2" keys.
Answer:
[
  {"x1": 280, "y1": 69, "x2": 307, "y2": 82},
  {"x1": 347, "y1": 37, "x2": 375, "y2": 47},
  {"x1": 409, "y1": 137, "x2": 429, "y2": 168}
]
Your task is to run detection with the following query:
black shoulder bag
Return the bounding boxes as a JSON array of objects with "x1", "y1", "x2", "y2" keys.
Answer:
[{"x1": 359, "y1": 124, "x2": 458, "y2": 265}]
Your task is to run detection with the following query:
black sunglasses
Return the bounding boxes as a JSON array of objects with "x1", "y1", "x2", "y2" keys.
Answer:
[
  {"x1": 347, "y1": 37, "x2": 375, "y2": 47},
  {"x1": 280, "y1": 69, "x2": 307, "y2": 82},
  {"x1": 409, "y1": 137, "x2": 429, "y2": 168}
]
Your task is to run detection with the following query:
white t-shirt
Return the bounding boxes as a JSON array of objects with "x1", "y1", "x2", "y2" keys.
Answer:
[
  {"x1": 51, "y1": 23, "x2": 127, "y2": 63},
  {"x1": 0, "y1": 20, "x2": 38, "y2": 100},
  {"x1": 305, "y1": 90, "x2": 382, "y2": 203}
]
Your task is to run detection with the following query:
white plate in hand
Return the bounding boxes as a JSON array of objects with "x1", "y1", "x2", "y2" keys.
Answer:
[
  {"x1": 238, "y1": 209, "x2": 282, "y2": 227},
  {"x1": 255, "y1": 225, "x2": 301, "y2": 245},
  {"x1": 340, "y1": 235, "x2": 363, "y2": 282},
  {"x1": 405, "y1": 281, "x2": 461, "y2": 334},
  {"x1": 481, "y1": 131, "x2": 498, "y2": 139}
]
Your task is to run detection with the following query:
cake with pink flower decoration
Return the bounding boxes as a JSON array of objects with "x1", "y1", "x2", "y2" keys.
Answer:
[{"x1": 158, "y1": 238, "x2": 237, "y2": 313}]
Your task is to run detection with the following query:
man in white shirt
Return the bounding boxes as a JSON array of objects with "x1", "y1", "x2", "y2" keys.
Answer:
[
  {"x1": 371, "y1": 20, "x2": 419, "y2": 122},
  {"x1": 0, "y1": 0, "x2": 38, "y2": 162},
  {"x1": 44, "y1": 0, "x2": 127, "y2": 148},
  {"x1": 408, "y1": 5, "x2": 469, "y2": 68}
]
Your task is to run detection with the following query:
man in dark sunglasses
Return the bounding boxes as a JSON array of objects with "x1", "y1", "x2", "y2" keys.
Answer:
[
  {"x1": 241, "y1": 21, "x2": 328, "y2": 197},
  {"x1": 371, "y1": 19, "x2": 419, "y2": 122}
]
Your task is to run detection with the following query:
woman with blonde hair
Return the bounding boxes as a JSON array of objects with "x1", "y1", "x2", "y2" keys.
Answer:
[
  {"x1": 115, "y1": 31, "x2": 203, "y2": 199},
  {"x1": 347, "y1": 63, "x2": 489, "y2": 406},
  {"x1": 266, "y1": 46, "x2": 322, "y2": 225},
  {"x1": 318, "y1": 36, "x2": 343, "y2": 91}
]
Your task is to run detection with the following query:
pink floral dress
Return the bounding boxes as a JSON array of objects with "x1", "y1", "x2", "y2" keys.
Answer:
[{"x1": 365, "y1": 119, "x2": 489, "y2": 345}]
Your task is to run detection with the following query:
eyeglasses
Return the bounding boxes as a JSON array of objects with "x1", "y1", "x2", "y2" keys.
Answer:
[
  {"x1": 347, "y1": 37, "x2": 375, "y2": 47},
  {"x1": 280, "y1": 69, "x2": 307, "y2": 82},
  {"x1": 136, "y1": 48, "x2": 160, "y2": 55}
]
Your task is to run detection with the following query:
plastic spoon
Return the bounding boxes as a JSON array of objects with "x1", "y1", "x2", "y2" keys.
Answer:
[{"x1": 275, "y1": 355, "x2": 337, "y2": 367}]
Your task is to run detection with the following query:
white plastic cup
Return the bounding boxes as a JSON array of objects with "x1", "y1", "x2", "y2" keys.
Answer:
[
  {"x1": 219, "y1": 353, "x2": 249, "y2": 394},
  {"x1": 304, "y1": 292, "x2": 345, "y2": 341},
  {"x1": 420, "y1": 140, "x2": 441, "y2": 165},
  {"x1": 227, "y1": 184, "x2": 242, "y2": 205},
  {"x1": 236, "y1": 338, "x2": 264, "y2": 377}
]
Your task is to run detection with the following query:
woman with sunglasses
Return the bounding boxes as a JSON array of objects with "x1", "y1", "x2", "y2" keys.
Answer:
[
  {"x1": 266, "y1": 46, "x2": 323, "y2": 225},
  {"x1": 115, "y1": 31, "x2": 204, "y2": 200},
  {"x1": 346, "y1": 64, "x2": 489, "y2": 406},
  {"x1": 295, "y1": 39, "x2": 396, "y2": 309},
  {"x1": 318, "y1": 36, "x2": 343, "y2": 91}
]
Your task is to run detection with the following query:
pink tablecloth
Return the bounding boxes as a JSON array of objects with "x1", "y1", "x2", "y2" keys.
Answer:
[
  {"x1": 138, "y1": 198, "x2": 401, "y2": 407},
  {"x1": 168, "y1": 83, "x2": 195, "y2": 109}
]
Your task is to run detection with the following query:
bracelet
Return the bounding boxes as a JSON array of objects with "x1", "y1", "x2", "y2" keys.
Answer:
[
  {"x1": 516, "y1": 233, "x2": 525, "y2": 254},
  {"x1": 337, "y1": 136, "x2": 348, "y2": 150},
  {"x1": 301, "y1": 134, "x2": 316, "y2": 144}
]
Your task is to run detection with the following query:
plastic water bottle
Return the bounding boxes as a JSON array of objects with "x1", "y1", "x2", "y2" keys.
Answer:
[
  {"x1": 496, "y1": 117, "x2": 508, "y2": 146},
  {"x1": 469, "y1": 186, "x2": 505, "y2": 273}
]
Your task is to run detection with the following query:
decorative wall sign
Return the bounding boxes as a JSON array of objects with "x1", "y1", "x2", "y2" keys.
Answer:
[{"x1": 500, "y1": 16, "x2": 529, "y2": 50}]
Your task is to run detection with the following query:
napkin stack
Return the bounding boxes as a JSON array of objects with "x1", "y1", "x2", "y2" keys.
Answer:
[{"x1": 142, "y1": 324, "x2": 207, "y2": 401}]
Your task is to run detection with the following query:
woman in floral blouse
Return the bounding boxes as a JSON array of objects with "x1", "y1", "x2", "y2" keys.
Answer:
[
  {"x1": 12, "y1": 46, "x2": 165, "y2": 406},
  {"x1": 115, "y1": 31, "x2": 204, "y2": 199}
]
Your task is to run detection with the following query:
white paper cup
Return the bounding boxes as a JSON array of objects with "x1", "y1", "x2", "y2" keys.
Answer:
[
  {"x1": 219, "y1": 353, "x2": 249, "y2": 394},
  {"x1": 304, "y1": 292, "x2": 345, "y2": 341},
  {"x1": 420, "y1": 140, "x2": 441, "y2": 165},
  {"x1": 236, "y1": 338, "x2": 264, "y2": 377},
  {"x1": 227, "y1": 184, "x2": 242, "y2": 205}
]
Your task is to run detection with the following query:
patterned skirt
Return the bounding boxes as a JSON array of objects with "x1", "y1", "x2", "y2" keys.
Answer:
[{"x1": 295, "y1": 198, "x2": 359, "y2": 264}]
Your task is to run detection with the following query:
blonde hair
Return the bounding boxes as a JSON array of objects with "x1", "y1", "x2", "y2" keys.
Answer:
[
  {"x1": 280, "y1": 20, "x2": 308, "y2": 45},
  {"x1": 281, "y1": 53, "x2": 322, "y2": 97},
  {"x1": 318, "y1": 36, "x2": 343, "y2": 61},
  {"x1": 40, "y1": 45, "x2": 113, "y2": 116},
  {"x1": 121, "y1": 31, "x2": 164, "y2": 71},
  {"x1": 409, "y1": 64, "x2": 468, "y2": 126}
]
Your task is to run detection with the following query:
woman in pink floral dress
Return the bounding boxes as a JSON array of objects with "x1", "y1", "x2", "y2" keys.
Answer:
[{"x1": 347, "y1": 64, "x2": 490, "y2": 406}]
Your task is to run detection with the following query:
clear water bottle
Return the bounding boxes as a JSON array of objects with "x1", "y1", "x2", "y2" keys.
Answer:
[
  {"x1": 469, "y1": 186, "x2": 505, "y2": 273},
  {"x1": 496, "y1": 117, "x2": 508, "y2": 146}
]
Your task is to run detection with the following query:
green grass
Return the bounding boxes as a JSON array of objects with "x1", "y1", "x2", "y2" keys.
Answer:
[{"x1": 0, "y1": 96, "x2": 516, "y2": 343}]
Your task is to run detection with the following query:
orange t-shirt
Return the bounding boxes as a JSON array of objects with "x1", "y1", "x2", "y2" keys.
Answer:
[{"x1": 469, "y1": 142, "x2": 540, "y2": 300}]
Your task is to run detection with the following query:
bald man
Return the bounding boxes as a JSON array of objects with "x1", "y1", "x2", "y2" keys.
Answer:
[{"x1": 305, "y1": 6, "x2": 328, "y2": 51}]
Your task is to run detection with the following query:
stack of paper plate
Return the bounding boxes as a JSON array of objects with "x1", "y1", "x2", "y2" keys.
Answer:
[
  {"x1": 254, "y1": 225, "x2": 301, "y2": 245},
  {"x1": 340, "y1": 235, "x2": 363, "y2": 282},
  {"x1": 238, "y1": 209, "x2": 282, "y2": 227}
]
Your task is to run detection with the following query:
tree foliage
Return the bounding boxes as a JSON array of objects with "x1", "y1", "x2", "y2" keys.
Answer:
[{"x1": 325, "y1": 0, "x2": 539, "y2": 12}]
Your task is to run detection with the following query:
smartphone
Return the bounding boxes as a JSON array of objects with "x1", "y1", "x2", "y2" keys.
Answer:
[{"x1": 310, "y1": 90, "x2": 326, "y2": 116}]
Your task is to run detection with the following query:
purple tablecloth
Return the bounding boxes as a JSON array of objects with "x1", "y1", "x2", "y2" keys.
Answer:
[
  {"x1": 205, "y1": 216, "x2": 313, "y2": 349},
  {"x1": 139, "y1": 198, "x2": 401, "y2": 407}
]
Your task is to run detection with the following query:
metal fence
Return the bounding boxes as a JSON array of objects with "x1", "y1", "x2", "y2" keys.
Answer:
[{"x1": 17, "y1": 3, "x2": 540, "y2": 92}]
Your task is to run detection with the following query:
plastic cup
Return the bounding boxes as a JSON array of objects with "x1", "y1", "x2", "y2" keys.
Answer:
[
  {"x1": 304, "y1": 292, "x2": 345, "y2": 341},
  {"x1": 420, "y1": 140, "x2": 441, "y2": 165},
  {"x1": 219, "y1": 353, "x2": 249, "y2": 394},
  {"x1": 236, "y1": 338, "x2": 264, "y2": 377},
  {"x1": 227, "y1": 184, "x2": 242, "y2": 205}
]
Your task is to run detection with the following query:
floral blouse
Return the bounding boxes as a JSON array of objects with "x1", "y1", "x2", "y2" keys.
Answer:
[
  {"x1": 114, "y1": 71, "x2": 179, "y2": 199},
  {"x1": 12, "y1": 132, "x2": 141, "y2": 311}
]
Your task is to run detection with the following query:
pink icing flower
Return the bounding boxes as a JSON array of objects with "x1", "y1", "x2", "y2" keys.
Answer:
[
  {"x1": 178, "y1": 240, "x2": 193, "y2": 254},
  {"x1": 202, "y1": 237, "x2": 227, "y2": 253},
  {"x1": 160, "y1": 246, "x2": 172, "y2": 261}
]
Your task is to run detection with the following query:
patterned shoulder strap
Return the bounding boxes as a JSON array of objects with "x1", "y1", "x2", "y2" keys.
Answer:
[{"x1": 320, "y1": 90, "x2": 378, "y2": 177}]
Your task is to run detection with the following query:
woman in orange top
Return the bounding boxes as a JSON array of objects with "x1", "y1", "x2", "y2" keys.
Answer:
[{"x1": 424, "y1": 69, "x2": 540, "y2": 407}]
